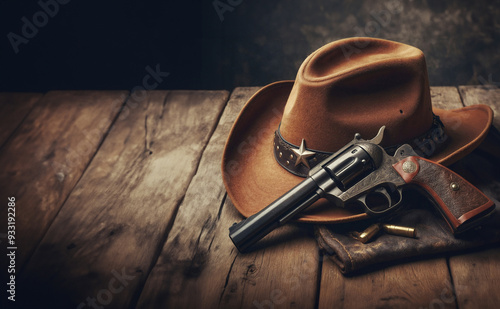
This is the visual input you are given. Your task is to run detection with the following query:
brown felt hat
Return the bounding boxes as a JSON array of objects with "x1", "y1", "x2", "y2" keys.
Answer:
[{"x1": 222, "y1": 37, "x2": 493, "y2": 223}]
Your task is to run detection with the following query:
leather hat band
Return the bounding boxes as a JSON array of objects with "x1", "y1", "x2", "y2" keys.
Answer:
[{"x1": 273, "y1": 115, "x2": 448, "y2": 177}]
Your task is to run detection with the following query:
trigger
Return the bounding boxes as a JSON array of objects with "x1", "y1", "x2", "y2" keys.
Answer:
[{"x1": 374, "y1": 187, "x2": 392, "y2": 204}]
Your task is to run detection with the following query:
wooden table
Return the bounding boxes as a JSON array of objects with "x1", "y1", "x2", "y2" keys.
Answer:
[{"x1": 1, "y1": 86, "x2": 499, "y2": 309}]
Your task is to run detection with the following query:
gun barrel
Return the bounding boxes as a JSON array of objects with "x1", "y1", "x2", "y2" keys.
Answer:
[{"x1": 229, "y1": 177, "x2": 321, "y2": 252}]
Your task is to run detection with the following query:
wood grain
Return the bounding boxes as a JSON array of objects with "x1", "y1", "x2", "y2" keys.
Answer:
[
  {"x1": 218, "y1": 219, "x2": 320, "y2": 309},
  {"x1": 447, "y1": 248, "x2": 500, "y2": 309},
  {"x1": 449, "y1": 85, "x2": 500, "y2": 309},
  {"x1": 317, "y1": 86, "x2": 465, "y2": 309},
  {"x1": 430, "y1": 86, "x2": 464, "y2": 110},
  {"x1": 135, "y1": 88, "x2": 255, "y2": 309},
  {"x1": 319, "y1": 258, "x2": 456, "y2": 309},
  {"x1": 456, "y1": 85, "x2": 500, "y2": 204},
  {"x1": 0, "y1": 91, "x2": 127, "y2": 270},
  {"x1": 17, "y1": 90, "x2": 229, "y2": 308},
  {"x1": 6, "y1": 86, "x2": 499, "y2": 308},
  {"x1": 459, "y1": 86, "x2": 500, "y2": 129},
  {"x1": 0, "y1": 92, "x2": 42, "y2": 148},
  {"x1": 136, "y1": 87, "x2": 320, "y2": 309}
]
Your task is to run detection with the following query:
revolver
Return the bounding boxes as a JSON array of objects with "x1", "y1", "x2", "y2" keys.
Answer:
[{"x1": 229, "y1": 127, "x2": 495, "y2": 252}]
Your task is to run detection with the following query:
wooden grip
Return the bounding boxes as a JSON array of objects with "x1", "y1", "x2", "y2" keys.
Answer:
[{"x1": 393, "y1": 157, "x2": 495, "y2": 234}]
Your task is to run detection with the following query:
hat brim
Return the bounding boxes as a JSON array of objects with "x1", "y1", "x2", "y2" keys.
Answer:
[{"x1": 222, "y1": 81, "x2": 493, "y2": 223}]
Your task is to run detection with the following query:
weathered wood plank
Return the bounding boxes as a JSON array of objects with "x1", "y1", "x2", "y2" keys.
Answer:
[
  {"x1": 319, "y1": 258, "x2": 456, "y2": 309},
  {"x1": 218, "y1": 219, "x2": 320, "y2": 309},
  {"x1": 458, "y1": 86, "x2": 500, "y2": 129},
  {"x1": 447, "y1": 248, "x2": 500, "y2": 309},
  {"x1": 136, "y1": 87, "x2": 321, "y2": 309},
  {"x1": 0, "y1": 91, "x2": 127, "y2": 271},
  {"x1": 135, "y1": 88, "x2": 256, "y2": 309},
  {"x1": 317, "y1": 86, "x2": 463, "y2": 309},
  {"x1": 430, "y1": 86, "x2": 464, "y2": 110},
  {"x1": 0, "y1": 92, "x2": 42, "y2": 148},
  {"x1": 449, "y1": 85, "x2": 500, "y2": 309},
  {"x1": 17, "y1": 90, "x2": 229, "y2": 308}
]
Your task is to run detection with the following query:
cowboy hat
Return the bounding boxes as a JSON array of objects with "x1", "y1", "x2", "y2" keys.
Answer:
[{"x1": 222, "y1": 37, "x2": 493, "y2": 223}]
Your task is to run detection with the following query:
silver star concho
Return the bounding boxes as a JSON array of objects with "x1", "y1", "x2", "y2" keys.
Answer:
[{"x1": 291, "y1": 139, "x2": 315, "y2": 169}]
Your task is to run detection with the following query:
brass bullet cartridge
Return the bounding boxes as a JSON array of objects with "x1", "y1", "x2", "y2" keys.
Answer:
[
  {"x1": 382, "y1": 224, "x2": 417, "y2": 238},
  {"x1": 352, "y1": 223, "x2": 381, "y2": 243}
]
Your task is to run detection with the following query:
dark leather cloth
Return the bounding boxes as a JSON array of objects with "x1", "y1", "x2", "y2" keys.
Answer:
[
  {"x1": 315, "y1": 203, "x2": 500, "y2": 275},
  {"x1": 316, "y1": 131, "x2": 500, "y2": 274}
]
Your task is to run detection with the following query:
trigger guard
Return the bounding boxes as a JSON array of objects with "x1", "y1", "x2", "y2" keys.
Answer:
[{"x1": 358, "y1": 187, "x2": 404, "y2": 216}]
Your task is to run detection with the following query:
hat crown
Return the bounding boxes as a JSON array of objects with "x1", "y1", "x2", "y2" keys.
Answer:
[{"x1": 280, "y1": 37, "x2": 433, "y2": 152}]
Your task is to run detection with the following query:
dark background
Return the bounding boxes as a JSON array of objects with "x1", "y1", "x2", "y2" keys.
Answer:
[{"x1": 1, "y1": 0, "x2": 499, "y2": 92}]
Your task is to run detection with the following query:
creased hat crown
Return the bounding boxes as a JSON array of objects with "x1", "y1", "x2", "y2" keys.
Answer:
[{"x1": 280, "y1": 38, "x2": 433, "y2": 152}]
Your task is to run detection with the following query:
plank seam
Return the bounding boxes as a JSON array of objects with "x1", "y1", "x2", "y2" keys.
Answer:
[
  {"x1": 19, "y1": 91, "x2": 131, "y2": 275},
  {"x1": 128, "y1": 92, "x2": 177, "y2": 309},
  {"x1": 129, "y1": 90, "x2": 231, "y2": 309},
  {"x1": 456, "y1": 86, "x2": 467, "y2": 108},
  {"x1": 218, "y1": 252, "x2": 239, "y2": 307},
  {"x1": 217, "y1": 192, "x2": 228, "y2": 221},
  {"x1": 445, "y1": 255, "x2": 460, "y2": 309},
  {"x1": 448, "y1": 86, "x2": 467, "y2": 309},
  {"x1": 184, "y1": 90, "x2": 229, "y2": 188},
  {"x1": 208, "y1": 192, "x2": 228, "y2": 251},
  {"x1": 128, "y1": 192, "x2": 188, "y2": 309},
  {"x1": 314, "y1": 250, "x2": 324, "y2": 309}
]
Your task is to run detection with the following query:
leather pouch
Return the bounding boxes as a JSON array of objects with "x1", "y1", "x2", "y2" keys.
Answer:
[
  {"x1": 315, "y1": 202, "x2": 500, "y2": 275},
  {"x1": 316, "y1": 138, "x2": 500, "y2": 275}
]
